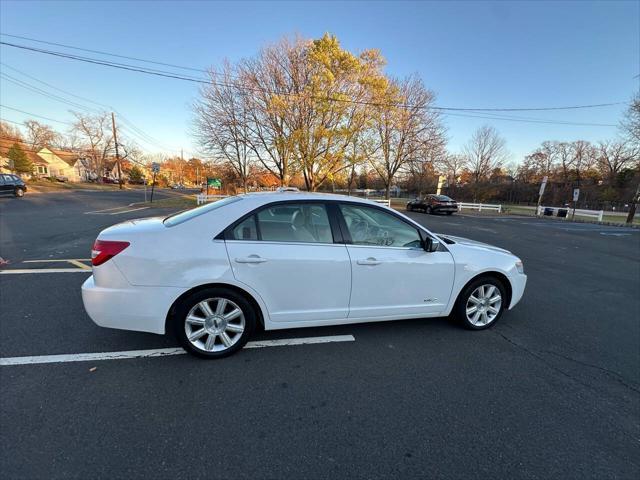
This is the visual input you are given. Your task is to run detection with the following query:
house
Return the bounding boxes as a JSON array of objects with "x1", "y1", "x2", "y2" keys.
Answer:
[
  {"x1": 0, "y1": 138, "x2": 48, "y2": 177},
  {"x1": 36, "y1": 147, "x2": 86, "y2": 182}
]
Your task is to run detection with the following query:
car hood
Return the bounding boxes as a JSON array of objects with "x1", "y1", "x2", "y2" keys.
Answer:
[{"x1": 436, "y1": 233, "x2": 512, "y2": 255}]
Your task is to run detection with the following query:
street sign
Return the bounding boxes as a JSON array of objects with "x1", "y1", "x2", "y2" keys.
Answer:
[
  {"x1": 207, "y1": 177, "x2": 222, "y2": 189},
  {"x1": 573, "y1": 188, "x2": 580, "y2": 202},
  {"x1": 539, "y1": 176, "x2": 548, "y2": 196},
  {"x1": 151, "y1": 162, "x2": 160, "y2": 174}
]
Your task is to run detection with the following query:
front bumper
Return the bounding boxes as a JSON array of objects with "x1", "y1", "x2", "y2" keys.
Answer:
[
  {"x1": 508, "y1": 273, "x2": 527, "y2": 309},
  {"x1": 81, "y1": 275, "x2": 186, "y2": 335}
]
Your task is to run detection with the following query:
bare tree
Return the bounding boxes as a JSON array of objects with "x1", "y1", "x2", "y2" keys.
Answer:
[
  {"x1": 0, "y1": 121, "x2": 23, "y2": 141},
  {"x1": 436, "y1": 153, "x2": 465, "y2": 188},
  {"x1": 463, "y1": 125, "x2": 508, "y2": 199},
  {"x1": 194, "y1": 61, "x2": 253, "y2": 192},
  {"x1": 621, "y1": 92, "x2": 640, "y2": 145},
  {"x1": 23, "y1": 120, "x2": 59, "y2": 151},
  {"x1": 597, "y1": 140, "x2": 639, "y2": 185},
  {"x1": 368, "y1": 75, "x2": 445, "y2": 199},
  {"x1": 71, "y1": 112, "x2": 114, "y2": 181}
]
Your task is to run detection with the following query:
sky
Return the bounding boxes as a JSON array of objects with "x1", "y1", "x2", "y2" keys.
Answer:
[{"x1": 0, "y1": 0, "x2": 638, "y2": 162}]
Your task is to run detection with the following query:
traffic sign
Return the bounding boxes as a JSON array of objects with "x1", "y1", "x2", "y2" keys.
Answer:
[
  {"x1": 151, "y1": 162, "x2": 160, "y2": 174},
  {"x1": 207, "y1": 177, "x2": 222, "y2": 189},
  {"x1": 573, "y1": 188, "x2": 580, "y2": 202}
]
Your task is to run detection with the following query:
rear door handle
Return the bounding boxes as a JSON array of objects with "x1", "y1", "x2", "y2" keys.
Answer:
[
  {"x1": 235, "y1": 255, "x2": 268, "y2": 264},
  {"x1": 357, "y1": 257, "x2": 382, "y2": 266}
]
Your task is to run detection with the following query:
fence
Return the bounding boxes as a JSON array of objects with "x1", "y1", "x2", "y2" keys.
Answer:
[
  {"x1": 371, "y1": 199, "x2": 391, "y2": 207},
  {"x1": 537, "y1": 205, "x2": 604, "y2": 221},
  {"x1": 458, "y1": 202, "x2": 502, "y2": 213},
  {"x1": 195, "y1": 193, "x2": 228, "y2": 205}
]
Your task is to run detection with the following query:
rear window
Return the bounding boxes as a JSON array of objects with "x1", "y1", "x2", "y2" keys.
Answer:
[{"x1": 163, "y1": 196, "x2": 241, "y2": 227}]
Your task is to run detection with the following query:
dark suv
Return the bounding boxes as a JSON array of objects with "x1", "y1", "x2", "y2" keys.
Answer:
[
  {"x1": 0, "y1": 174, "x2": 27, "y2": 197},
  {"x1": 406, "y1": 194, "x2": 458, "y2": 215}
]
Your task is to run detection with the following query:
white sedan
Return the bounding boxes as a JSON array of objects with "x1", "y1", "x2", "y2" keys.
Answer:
[{"x1": 82, "y1": 191, "x2": 526, "y2": 358}]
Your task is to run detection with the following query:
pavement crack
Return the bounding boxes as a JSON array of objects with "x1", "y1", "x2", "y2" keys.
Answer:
[{"x1": 541, "y1": 350, "x2": 640, "y2": 394}]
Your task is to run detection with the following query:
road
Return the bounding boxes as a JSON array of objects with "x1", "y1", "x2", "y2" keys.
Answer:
[{"x1": 1, "y1": 191, "x2": 639, "y2": 479}]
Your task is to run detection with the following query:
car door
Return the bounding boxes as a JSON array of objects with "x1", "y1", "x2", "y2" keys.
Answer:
[
  {"x1": 338, "y1": 203, "x2": 455, "y2": 319},
  {"x1": 0, "y1": 175, "x2": 9, "y2": 195},
  {"x1": 224, "y1": 201, "x2": 351, "y2": 324}
]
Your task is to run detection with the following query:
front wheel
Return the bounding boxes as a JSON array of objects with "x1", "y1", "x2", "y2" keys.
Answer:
[
  {"x1": 15, "y1": 188, "x2": 24, "y2": 198},
  {"x1": 426, "y1": 206, "x2": 433, "y2": 215},
  {"x1": 406, "y1": 204, "x2": 413, "y2": 212},
  {"x1": 173, "y1": 288, "x2": 256, "y2": 358},
  {"x1": 453, "y1": 277, "x2": 506, "y2": 330}
]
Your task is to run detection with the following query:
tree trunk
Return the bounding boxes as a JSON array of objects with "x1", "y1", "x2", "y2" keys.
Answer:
[{"x1": 385, "y1": 183, "x2": 391, "y2": 200}]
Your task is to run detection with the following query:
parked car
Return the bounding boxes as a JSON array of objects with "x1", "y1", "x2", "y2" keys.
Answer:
[
  {"x1": 171, "y1": 183, "x2": 185, "y2": 189},
  {"x1": 82, "y1": 191, "x2": 526, "y2": 359},
  {"x1": 407, "y1": 194, "x2": 458, "y2": 215},
  {"x1": 0, "y1": 174, "x2": 27, "y2": 197}
]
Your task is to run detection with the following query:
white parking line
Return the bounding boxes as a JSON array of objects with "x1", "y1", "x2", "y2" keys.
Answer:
[
  {"x1": 109, "y1": 207, "x2": 149, "y2": 215},
  {"x1": 0, "y1": 268, "x2": 92, "y2": 274},
  {"x1": 0, "y1": 335, "x2": 356, "y2": 366}
]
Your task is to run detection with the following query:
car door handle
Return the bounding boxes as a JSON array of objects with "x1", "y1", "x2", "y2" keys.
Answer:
[
  {"x1": 235, "y1": 255, "x2": 268, "y2": 264},
  {"x1": 357, "y1": 257, "x2": 382, "y2": 266}
]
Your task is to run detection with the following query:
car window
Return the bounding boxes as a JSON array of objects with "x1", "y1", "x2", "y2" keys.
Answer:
[
  {"x1": 339, "y1": 204, "x2": 422, "y2": 248},
  {"x1": 1, "y1": 174, "x2": 12, "y2": 183},
  {"x1": 0, "y1": 176, "x2": 5, "y2": 185},
  {"x1": 232, "y1": 215, "x2": 258, "y2": 240},
  {"x1": 164, "y1": 196, "x2": 242, "y2": 227},
  {"x1": 256, "y1": 203, "x2": 333, "y2": 244}
]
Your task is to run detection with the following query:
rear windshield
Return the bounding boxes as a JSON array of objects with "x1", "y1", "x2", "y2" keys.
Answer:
[{"x1": 164, "y1": 196, "x2": 241, "y2": 227}]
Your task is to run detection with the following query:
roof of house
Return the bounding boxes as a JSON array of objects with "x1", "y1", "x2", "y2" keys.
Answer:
[
  {"x1": 41, "y1": 147, "x2": 82, "y2": 167},
  {"x1": 0, "y1": 138, "x2": 46, "y2": 165}
]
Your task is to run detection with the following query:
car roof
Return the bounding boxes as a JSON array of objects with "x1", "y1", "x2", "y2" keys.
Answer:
[{"x1": 238, "y1": 191, "x2": 387, "y2": 207}]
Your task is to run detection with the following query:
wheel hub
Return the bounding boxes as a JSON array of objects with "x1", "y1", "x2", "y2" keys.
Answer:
[{"x1": 204, "y1": 315, "x2": 227, "y2": 335}]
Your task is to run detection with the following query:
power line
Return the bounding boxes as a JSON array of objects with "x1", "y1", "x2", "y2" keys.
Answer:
[
  {"x1": 0, "y1": 32, "x2": 209, "y2": 74},
  {"x1": 0, "y1": 65, "x2": 182, "y2": 152},
  {"x1": 0, "y1": 105, "x2": 74, "y2": 125},
  {"x1": 1, "y1": 40, "x2": 627, "y2": 114}
]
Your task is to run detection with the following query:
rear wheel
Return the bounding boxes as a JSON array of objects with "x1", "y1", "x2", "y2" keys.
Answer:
[
  {"x1": 406, "y1": 204, "x2": 413, "y2": 212},
  {"x1": 15, "y1": 188, "x2": 24, "y2": 198},
  {"x1": 173, "y1": 288, "x2": 256, "y2": 358},
  {"x1": 453, "y1": 277, "x2": 506, "y2": 330},
  {"x1": 426, "y1": 206, "x2": 433, "y2": 215}
]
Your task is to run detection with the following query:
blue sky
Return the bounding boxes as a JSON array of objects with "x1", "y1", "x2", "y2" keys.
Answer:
[{"x1": 0, "y1": 0, "x2": 638, "y2": 162}]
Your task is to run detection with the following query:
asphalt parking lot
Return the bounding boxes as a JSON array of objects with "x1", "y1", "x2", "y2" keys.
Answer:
[{"x1": 1, "y1": 191, "x2": 639, "y2": 479}]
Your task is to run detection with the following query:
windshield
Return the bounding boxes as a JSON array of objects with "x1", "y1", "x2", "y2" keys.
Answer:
[{"x1": 163, "y1": 196, "x2": 241, "y2": 227}]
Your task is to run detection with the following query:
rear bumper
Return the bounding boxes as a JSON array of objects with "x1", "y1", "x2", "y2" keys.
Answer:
[
  {"x1": 433, "y1": 205, "x2": 457, "y2": 212},
  {"x1": 81, "y1": 275, "x2": 186, "y2": 335},
  {"x1": 508, "y1": 273, "x2": 527, "y2": 309}
]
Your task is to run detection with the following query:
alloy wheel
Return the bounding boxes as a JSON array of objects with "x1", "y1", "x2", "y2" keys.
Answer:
[
  {"x1": 465, "y1": 284, "x2": 502, "y2": 326},
  {"x1": 184, "y1": 297, "x2": 246, "y2": 352}
]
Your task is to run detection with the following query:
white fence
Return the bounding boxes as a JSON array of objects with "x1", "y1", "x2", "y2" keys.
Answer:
[
  {"x1": 371, "y1": 199, "x2": 391, "y2": 207},
  {"x1": 537, "y1": 205, "x2": 604, "y2": 221},
  {"x1": 458, "y1": 202, "x2": 502, "y2": 213},
  {"x1": 196, "y1": 193, "x2": 228, "y2": 205}
]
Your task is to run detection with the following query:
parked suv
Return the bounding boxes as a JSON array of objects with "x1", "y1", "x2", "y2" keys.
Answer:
[
  {"x1": 0, "y1": 174, "x2": 27, "y2": 198},
  {"x1": 406, "y1": 194, "x2": 458, "y2": 215}
]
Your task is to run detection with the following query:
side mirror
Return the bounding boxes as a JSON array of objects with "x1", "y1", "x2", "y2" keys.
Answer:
[{"x1": 423, "y1": 237, "x2": 440, "y2": 253}]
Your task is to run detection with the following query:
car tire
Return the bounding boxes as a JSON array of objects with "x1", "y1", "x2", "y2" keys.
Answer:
[
  {"x1": 426, "y1": 206, "x2": 433, "y2": 215},
  {"x1": 173, "y1": 287, "x2": 256, "y2": 359},
  {"x1": 446, "y1": 211, "x2": 453, "y2": 215},
  {"x1": 15, "y1": 188, "x2": 24, "y2": 198},
  {"x1": 406, "y1": 204, "x2": 413, "y2": 212},
  {"x1": 453, "y1": 276, "x2": 507, "y2": 330}
]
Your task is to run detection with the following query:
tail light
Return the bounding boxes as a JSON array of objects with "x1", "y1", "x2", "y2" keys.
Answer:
[{"x1": 91, "y1": 240, "x2": 130, "y2": 266}]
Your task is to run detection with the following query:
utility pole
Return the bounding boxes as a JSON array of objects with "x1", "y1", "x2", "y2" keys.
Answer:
[
  {"x1": 111, "y1": 112, "x2": 123, "y2": 190},
  {"x1": 626, "y1": 182, "x2": 640, "y2": 224}
]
